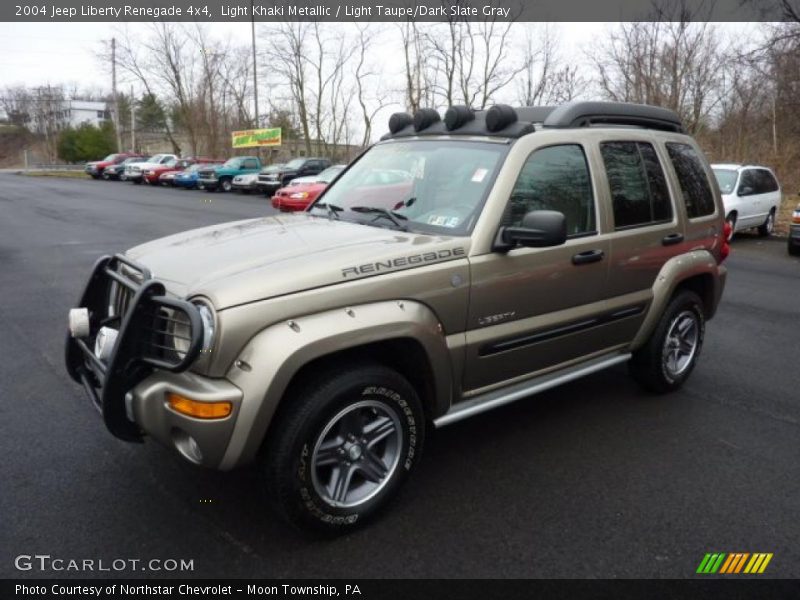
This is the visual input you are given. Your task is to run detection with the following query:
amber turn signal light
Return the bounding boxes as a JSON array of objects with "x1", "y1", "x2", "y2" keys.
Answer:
[{"x1": 167, "y1": 393, "x2": 232, "y2": 419}]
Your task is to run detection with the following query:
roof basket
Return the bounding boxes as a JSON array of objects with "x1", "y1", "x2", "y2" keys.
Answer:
[{"x1": 542, "y1": 102, "x2": 684, "y2": 133}]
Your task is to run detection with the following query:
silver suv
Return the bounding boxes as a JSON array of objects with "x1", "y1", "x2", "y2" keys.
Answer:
[{"x1": 65, "y1": 102, "x2": 728, "y2": 534}]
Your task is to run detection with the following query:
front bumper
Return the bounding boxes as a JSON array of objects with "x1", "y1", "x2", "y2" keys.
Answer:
[
  {"x1": 789, "y1": 224, "x2": 800, "y2": 245},
  {"x1": 257, "y1": 180, "x2": 281, "y2": 192},
  {"x1": 232, "y1": 180, "x2": 258, "y2": 191},
  {"x1": 129, "y1": 371, "x2": 242, "y2": 467},
  {"x1": 65, "y1": 254, "x2": 212, "y2": 448},
  {"x1": 126, "y1": 171, "x2": 143, "y2": 181},
  {"x1": 199, "y1": 177, "x2": 219, "y2": 187},
  {"x1": 271, "y1": 195, "x2": 310, "y2": 211}
]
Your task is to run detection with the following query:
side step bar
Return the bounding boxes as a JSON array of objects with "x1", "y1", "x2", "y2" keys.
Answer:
[{"x1": 434, "y1": 352, "x2": 631, "y2": 427}]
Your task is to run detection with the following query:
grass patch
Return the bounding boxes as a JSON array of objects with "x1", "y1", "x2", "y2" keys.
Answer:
[{"x1": 20, "y1": 170, "x2": 88, "y2": 179}]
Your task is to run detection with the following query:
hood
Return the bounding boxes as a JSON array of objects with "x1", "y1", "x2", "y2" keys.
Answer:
[{"x1": 125, "y1": 214, "x2": 467, "y2": 309}]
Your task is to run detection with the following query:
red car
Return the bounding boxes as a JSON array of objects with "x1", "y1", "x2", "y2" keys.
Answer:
[
  {"x1": 84, "y1": 153, "x2": 142, "y2": 179},
  {"x1": 144, "y1": 157, "x2": 222, "y2": 185},
  {"x1": 271, "y1": 165, "x2": 345, "y2": 211}
]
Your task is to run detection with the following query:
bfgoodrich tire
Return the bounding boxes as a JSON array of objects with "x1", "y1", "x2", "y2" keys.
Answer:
[
  {"x1": 262, "y1": 363, "x2": 424, "y2": 535},
  {"x1": 629, "y1": 290, "x2": 705, "y2": 393}
]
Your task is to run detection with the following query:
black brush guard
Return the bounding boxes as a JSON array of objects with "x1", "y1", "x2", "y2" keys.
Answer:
[{"x1": 65, "y1": 254, "x2": 203, "y2": 442}]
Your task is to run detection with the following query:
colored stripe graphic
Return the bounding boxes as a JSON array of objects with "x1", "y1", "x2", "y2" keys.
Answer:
[
  {"x1": 697, "y1": 553, "x2": 727, "y2": 573},
  {"x1": 699, "y1": 552, "x2": 773, "y2": 574}
]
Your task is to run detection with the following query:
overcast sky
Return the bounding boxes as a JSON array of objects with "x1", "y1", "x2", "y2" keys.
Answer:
[
  {"x1": 0, "y1": 21, "x2": 608, "y2": 90},
  {"x1": 0, "y1": 21, "x2": 755, "y2": 142}
]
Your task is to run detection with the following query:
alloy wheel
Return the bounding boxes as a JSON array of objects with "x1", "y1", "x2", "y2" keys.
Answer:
[
  {"x1": 311, "y1": 401, "x2": 403, "y2": 508},
  {"x1": 662, "y1": 310, "x2": 700, "y2": 378}
]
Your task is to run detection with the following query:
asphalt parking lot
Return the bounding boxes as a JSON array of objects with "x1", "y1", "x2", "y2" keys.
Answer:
[{"x1": 1, "y1": 173, "x2": 799, "y2": 579}]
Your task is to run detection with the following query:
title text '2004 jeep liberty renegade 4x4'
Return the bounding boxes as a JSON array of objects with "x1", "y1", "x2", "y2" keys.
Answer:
[{"x1": 66, "y1": 102, "x2": 728, "y2": 534}]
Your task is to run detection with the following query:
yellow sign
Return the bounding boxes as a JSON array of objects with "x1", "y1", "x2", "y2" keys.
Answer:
[{"x1": 232, "y1": 128, "x2": 281, "y2": 148}]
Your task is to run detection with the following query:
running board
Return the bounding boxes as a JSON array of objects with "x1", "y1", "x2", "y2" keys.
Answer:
[{"x1": 434, "y1": 352, "x2": 632, "y2": 427}]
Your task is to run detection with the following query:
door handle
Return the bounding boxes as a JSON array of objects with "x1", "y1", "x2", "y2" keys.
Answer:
[
  {"x1": 571, "y1": 249, "x2": 604, "y2": 265},
  {"x1": 662, "y1": 233, "x2": 684, "y2": 246}
]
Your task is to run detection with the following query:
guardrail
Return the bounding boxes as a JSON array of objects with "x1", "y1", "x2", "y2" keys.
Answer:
[{"x1": 30, "y1": 164, "x2": 85, "y2": 171}]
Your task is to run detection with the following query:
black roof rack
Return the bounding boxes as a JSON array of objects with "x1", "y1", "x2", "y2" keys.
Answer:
[
  {"x1": 381, "y1": 101, "x2": 685, "y2": 140},
  {"x1": 542, "y1": 102, "x2": 684, "y2": 133}
]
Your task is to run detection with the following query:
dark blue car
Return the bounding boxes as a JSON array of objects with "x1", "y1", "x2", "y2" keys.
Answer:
[{"x1": 173, "y1": 164, "x2": 204, "y2": 189}]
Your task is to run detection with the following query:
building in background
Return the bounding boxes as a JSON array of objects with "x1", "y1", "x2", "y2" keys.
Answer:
[{"x1": 39, "y1": 99, "x2": 110, "y2": 132}]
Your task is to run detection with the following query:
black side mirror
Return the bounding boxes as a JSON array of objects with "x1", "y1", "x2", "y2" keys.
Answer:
[
  {"x1": 494, "y1": 210, "x2": 567, "y2": 251},
  {"x1": 738, "y1": 186, "x2": 753, "y2": 196}
]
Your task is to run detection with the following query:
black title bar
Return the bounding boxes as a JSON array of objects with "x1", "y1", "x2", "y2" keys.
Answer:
[{"x1": 0, "y1": 0, "x2": 792, "y2": 22}]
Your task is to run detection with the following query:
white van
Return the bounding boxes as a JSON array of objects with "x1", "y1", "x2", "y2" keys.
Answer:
[{"x1": 711, "y1": 164, "x2": 781, "y2": 239}]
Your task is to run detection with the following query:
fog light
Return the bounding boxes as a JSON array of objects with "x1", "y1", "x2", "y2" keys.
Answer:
[
  {"x1": 94, "y1": 326, "x2": 118, "y2": 361},
  {"x1": 166, "y1": 393, "x2": 232, "y2": 419},
  {"x1": 68, "y1": 308, "x2": 90, "y2": 338}
]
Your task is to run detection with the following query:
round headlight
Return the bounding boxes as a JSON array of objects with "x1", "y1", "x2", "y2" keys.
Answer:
[
  {"x1": 170, "y1": 311, "x2": 192, "y2": 356},
  {"x1": 194, "y1": 302, "x2": 216, "y2": 353}
]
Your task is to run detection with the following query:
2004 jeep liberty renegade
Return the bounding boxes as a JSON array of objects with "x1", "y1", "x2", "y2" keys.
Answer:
[{"x1": 66, "y1": 102, "x2": 728, "y2": 533}]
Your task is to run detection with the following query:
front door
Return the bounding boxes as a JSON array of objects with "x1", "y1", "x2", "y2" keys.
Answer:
[{"x1": 463, "y1": 143, "x2": 612, "y2": 392}]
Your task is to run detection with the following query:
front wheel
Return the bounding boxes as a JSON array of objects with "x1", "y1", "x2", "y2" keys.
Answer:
[
  {"x1": 789, "y1": 238, "x2": 800, "y2": 256},
  {"x1": 758, "y1": 209, "x2": 775, "y2": 237},
  {"x1": 629, "y1": 290, "x2": 705, "y2": 393},
  {"x1": 262, "y1": 363, "x2": 424, "y2": 535},
  {"x1": 220, "y1": 178, "x2": 233, "y2": 192}
]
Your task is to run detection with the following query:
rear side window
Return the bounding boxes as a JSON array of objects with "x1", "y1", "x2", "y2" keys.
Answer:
[
  {"x1": 666, "y1": 143, "x2": 716, "y2": 218},
  {"x1": 506, "y1": 144, "x2": 596, "y2": 236},
  {"x1": 600, "y1": 141, "x2": 672, "y2": 229},
  {"x1": 754, "y1": 169, "x2": 779, "y2": 193}
]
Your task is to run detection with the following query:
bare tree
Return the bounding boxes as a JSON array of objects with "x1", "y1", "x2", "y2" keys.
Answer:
[{"x1": 590, "y1": 8, "x2": 725, "y2": 134}]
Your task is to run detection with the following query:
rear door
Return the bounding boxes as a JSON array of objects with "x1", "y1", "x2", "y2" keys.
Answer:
[
  {"x1": 753, "y1": 168, "x2": 780, "y2": 222},
  {"x1": 600, "y1": 136, "x2": 683, "y2": 336}
]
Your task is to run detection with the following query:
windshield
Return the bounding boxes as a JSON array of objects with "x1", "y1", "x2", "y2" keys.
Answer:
[
  {"x1": 713, "y1": 168, "x2": 739, "y2": 195},
  {"x1": 222, "y1": 158, "x2": 240, "y2": 168},
  {"x1": 284, "y1": 158, "x2": 306, "y2": 170},
  {"x1": 310, "y1": 140, "x2": 507, "y2": 235},
  {"x1": 102, "y1": 154, "x2": 118, "y2": 162},
  {"x1": 261, "y1": 164, "x2": 284, "y2": 174},
  {"x1": 316, "y1": 166, "x2": 345, "y2": 183}
]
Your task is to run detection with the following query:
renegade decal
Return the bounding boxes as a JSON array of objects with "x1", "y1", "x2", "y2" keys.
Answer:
[{"x1": 341, "y1": 247, "x2": 466, "y2": 278}]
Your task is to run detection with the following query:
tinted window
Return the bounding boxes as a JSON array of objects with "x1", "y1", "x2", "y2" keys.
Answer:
[
  {"x1": 506, "y1": 145, "x2": 596, "y2": 235},
  {"x1": 242, "y1": 159, "x2": 258, "y2": 169},
  {"x1": 601, "y1": 142, "x2": 672, "y2": 228},
  {"x1": 666, "y1": 143, "x2": 716, "y2": 218},
  {"x1": 738, "y1": 170, "x2": 757, "y2": 196},
  {"x1": 754, "y1": 169, "x2": 779, "y2": 193}
]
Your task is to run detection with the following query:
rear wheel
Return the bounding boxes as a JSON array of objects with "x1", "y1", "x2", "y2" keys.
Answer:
[
  {"x1": 758, "y1": 208, "x2": 775, "y2": 237},
  {"x1": 629, "y1": 290, "x2": 705, "y2": 393},
  {"x1": 262, "y1": 363, "x2": 424, "y2": 535},
  {"x1": 789, "y1": 238, "x2": 800, "y2": 256}
]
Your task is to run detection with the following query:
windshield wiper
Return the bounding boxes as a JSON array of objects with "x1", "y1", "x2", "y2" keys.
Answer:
[
  {"x1": 313, "y1": 202, "x2": 344, "y2": 220},
  {"x1": 350, "y1": 205, "x2": 408, "y2": 229}
]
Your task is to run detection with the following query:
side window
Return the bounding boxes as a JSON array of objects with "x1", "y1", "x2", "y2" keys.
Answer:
[
  {"x1": 755, "y1": 169, "x2": 778, "y2": 193},
  {"x1": 665, "y1": 143, "x2": 716, "y2": 218},
  {"x1": 505, "y1": 144, "x2": 596, "y2": 236},
  {"x1": 242, "y1": 159, "x2": 258, "y2": 169},
  {"x1": 600, "y1": 141, "x2": 672, "y2": 229},
  {"x1": 738, "y1": 170, "x2": 756, "y2": 196}
]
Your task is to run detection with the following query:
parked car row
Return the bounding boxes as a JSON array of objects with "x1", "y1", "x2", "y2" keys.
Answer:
[{"x1": 84, "y1": 153, "x2": 345, "y2": 211}]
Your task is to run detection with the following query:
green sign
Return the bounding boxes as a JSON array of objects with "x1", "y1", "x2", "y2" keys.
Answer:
[{"x1": 232, "y1": 127, "x2": 282, "y2": 148}]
